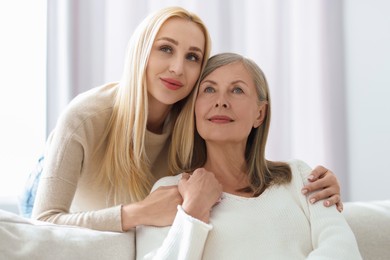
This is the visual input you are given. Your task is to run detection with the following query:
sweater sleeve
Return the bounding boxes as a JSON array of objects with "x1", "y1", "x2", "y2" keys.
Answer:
[
  {"x1": 137, "y1": 206, "x2": 212, "y2": 260},
  {"x1": 31, "y1": 132, "x2": 122, "y2": 231},
  {"x1": 32, "y1": 84, "x2": 123, "y2": 232},
  {"x1": 136, "y1": 176, "x2": 212, "y2": 260},
  {"x1": 293, "y1": 160, "x2": 362, "y2": 260}
]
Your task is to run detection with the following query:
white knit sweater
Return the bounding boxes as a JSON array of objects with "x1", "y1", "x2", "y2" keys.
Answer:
[{"x1": 136, "y1": 160, "x2": 362, "y2": 260}]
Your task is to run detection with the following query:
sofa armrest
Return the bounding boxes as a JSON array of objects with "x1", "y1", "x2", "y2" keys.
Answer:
[
  {"x1": 0, "y1": 209, "x2": 135, "y2": 259},
  {"x1": 343, "y1": 200, "x2": 390, "y2": 260}
]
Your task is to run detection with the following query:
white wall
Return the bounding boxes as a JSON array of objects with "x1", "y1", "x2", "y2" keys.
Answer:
[{"x1": 344, "y1": 0, "x2": 390, "y2": 201}]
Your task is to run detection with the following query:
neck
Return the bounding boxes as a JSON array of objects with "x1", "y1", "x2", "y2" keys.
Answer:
[
  {"x1": 147, "y1": 96, "x2": 172, "y2": 134},
  {"x1": 203, "y1": 142, "x2": 251, "y2": 196}
]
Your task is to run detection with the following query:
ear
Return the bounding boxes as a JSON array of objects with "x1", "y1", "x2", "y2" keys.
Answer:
[{"x1": 253, "y1": 103, "x2": 267, "y2": 128}]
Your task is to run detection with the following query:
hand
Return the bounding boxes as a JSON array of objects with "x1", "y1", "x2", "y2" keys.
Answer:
[
  {"x1": 121, "y1": 185, "x2": 183, "y2": 230},
  {"x1": 301, "y1": 165, "x2": 343, "y2": 212},
  {"x1": 179, "y1": 169, "x2": 222, "y2": 223}
]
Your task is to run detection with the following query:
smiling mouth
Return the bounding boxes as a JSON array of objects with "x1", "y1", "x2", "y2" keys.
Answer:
[
  {"x1": 161, "y1": 78, "x2": 183, "y2": 90},
  {"x1": 209, "y1": 116, "x2": 234, "y2": 123}
]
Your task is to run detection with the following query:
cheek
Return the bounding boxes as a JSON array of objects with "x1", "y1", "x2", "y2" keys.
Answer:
[
  {"x1": 194, "y1": 101, "x2": 202, "y2": 121},
  {"x1": 195, "y1": 100, "x2": 206, "y2": 123},
  {"x1": 146, "y1": 53, "x2": 163, "y2": 76},
  {"x1": 239, "y1": 106, "x2": 258, "y2": 127},
  {"x1": 184, "y1": 84, "x2": 195, "y2": 96},
  {"x1": 187, "y1": 66, "x2": 202, "y2": 86},
  {"x1": 145, "y1": 63, "x2": 154, "y2": 83}
]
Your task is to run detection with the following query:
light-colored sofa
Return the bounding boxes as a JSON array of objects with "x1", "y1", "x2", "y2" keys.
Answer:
[
  {"x1": 343, "y1": 200, "x2": 390, "y2": 260},
  {"x1": 0, "y1": 200, "x2": 389, "y2": 259}
]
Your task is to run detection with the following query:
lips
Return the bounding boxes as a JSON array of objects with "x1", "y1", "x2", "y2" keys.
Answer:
[
  {"x1": 161, "y1": 78, "x2": 183, "y2": 91},
  {"x1": 209, "y1": 115, "x2": 233, "y2": 123}
]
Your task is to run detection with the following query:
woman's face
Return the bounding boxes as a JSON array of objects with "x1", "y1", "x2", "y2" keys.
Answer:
[
  {"x1": 195, "y1": 62, "x2": 266, "y2": 144},
  {"x1": 146, "y1": 17, "x2": 205, "y2": 106}
]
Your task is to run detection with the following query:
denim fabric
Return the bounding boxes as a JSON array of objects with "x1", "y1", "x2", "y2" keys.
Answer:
[{"x1": 19, "y1": 156, "x2": 44, "y2": 218}]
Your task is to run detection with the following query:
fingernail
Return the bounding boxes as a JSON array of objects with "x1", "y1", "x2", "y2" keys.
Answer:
[
  {"x1": 307, "y1": 175, "x2": 314, "y2": 181},
  {"x1": 310, "y1": 198, "x2": 316, "y2": 204},
  {"x1": 324, "y1": 200, "x2": 330, "y2": 206},
  {"x1": 301, "y1": 189, "x2": 308, "y2": 195}
]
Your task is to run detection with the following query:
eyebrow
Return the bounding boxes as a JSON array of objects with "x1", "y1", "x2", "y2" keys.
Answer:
[
  {"x1": 231, "y1": 80, "x2": 248, "y2": 87},
  {"x1": 156, "y1": 37, "x2": 204, "y2": 55},
  {"x1": 200, "y1": 79, "x2": 216, "y2": 85},
  {"x1": 201, "y1": 79, "x2": 248, "y2": 87}
]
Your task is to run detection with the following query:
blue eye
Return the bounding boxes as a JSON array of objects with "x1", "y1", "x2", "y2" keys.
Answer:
[
  {"x1": 160, "y1": 45, "x2": 172, "y2": 53},
  {"x1": 232, "y1": 87, "x2": 244, "y2": 94},
  {"x1": 204, "y1": 86, "x2": 215, "y2": 93},
  {"x1": 187, "y1": 53, "x2": 201, "y2": 62}
]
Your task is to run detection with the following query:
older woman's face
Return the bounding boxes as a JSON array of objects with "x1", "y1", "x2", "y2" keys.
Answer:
[
  {"x1": 195, "y1": 62, "x2": 266, "y2": 144},
  {"x1": 146, "y1": 17, "x2": 205, "y2": 107}
]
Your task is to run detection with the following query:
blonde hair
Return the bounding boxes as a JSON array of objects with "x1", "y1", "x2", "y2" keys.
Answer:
[
  {"x1": 171, "y1": 53, "x2": 291, "y2": 196},
  {"x1": 98, "y1": 7, "x2": 212, "y2": 203}
]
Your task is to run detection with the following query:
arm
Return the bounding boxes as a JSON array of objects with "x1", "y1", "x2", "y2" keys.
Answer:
[
  {"x1": 302, "y1": 165, "x2": 343, "y2": 212},
  {"x1": 32, "y1": 86, "x2": 182, "y2": 232},
  {"x1": 121, "y1": 185, "x2": 183, "y2": 230},
  {"x1": 31, "y1": 106, "x2": 125, "y2": 231},
  {"x1": 294, "y1": 161, "x2": 362, "y2": 259},
  {"x1": 32, "y1": 123, "x2": 182, "y2": 232},
  {"x1": 136, "y1": 170, "x2": 222, "y2": 260},
  {"x1": 137, "y1": 205, "x2": 212, "y2": 260}
]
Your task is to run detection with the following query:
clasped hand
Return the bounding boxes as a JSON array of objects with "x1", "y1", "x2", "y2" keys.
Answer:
[{"x1": 179, "y1": 168, "x2": 223, "y2": 223}]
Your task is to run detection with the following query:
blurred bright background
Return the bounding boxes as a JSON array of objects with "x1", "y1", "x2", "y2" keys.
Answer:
[
  {"x1": 1, "y1": 0, "x2": 389, "y2": 213},
  {"x1": 0, "y1": 0, "x2": 46, "y2": 211}
]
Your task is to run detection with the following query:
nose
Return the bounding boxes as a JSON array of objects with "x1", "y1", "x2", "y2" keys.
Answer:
[
  {"x1": 169, "y1": 56, "x2": 184, "y2": 76},
  {"x1": 214, "y1": 94, "x2": 229, "y2": 108}
]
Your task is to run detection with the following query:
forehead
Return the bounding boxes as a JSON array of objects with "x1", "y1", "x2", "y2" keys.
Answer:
[
  {"x1": 203, "y1": 62, "x2": 254, "y2": 86},
  {"x1": 156, "y1": 17, "x2": 205, "y2": 47}
]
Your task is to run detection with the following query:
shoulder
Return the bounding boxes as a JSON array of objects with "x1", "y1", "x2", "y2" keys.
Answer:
[
  {"x1": 286, "y1": 159, "x2": 313, "y2": 185},
  {"x1": 151, "y1": 174, "x2": 182, "y2": 193},
  {"x1": 66, "y1": 82, "x2": 118, "y2": 119},
  {"x1": 56, "y1": 82, "x2": 118, "y2": 131},
  {"x1": 287, "y1": 159, "x2": 312, "y2": 177}
]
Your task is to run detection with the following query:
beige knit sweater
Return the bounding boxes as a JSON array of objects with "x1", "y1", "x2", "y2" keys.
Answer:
[{"x1": 32, "y1": 83, "x2": 171, "y2": 232}]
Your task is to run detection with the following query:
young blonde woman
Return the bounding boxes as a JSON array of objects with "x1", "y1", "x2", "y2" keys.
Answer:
[
  {"x1": 136, "y1": 53, "x2": 361, "y2": 259},
  {"x1": 32, "y1": 7, "x2": 342, "y2": 233}
]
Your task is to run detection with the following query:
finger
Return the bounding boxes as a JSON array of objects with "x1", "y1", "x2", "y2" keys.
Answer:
[
  {"x1": 307, "y1": 165, "x2": 328, "y2": 182},
  {"x1": 181, "y1": 172, "x2": 191, "y2": 180},
  {"x1": 302, "y1": 177, "x2": 329, "y2": 194},
  {"x1": 179, "y1": 173, "x2": 190, "y2": 190},
  {"x1": 336, "y1": 201, "x2": 344, "y2": 212},
  {"x1": 322, "y1": 194, "x2": 341, "y2": 207},
  {"x1": 309, "y1": 191, "x2": 339, "y2": 205}
]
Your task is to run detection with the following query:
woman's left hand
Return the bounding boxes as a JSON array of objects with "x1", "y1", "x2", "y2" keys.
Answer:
[{"x1": 301, "y1": 165, "x2": 343, "y2": 212}]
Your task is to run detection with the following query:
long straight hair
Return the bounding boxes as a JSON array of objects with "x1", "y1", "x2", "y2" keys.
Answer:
[
  {"x1": 97, "y1": 7, "x2": 212, "y2": 203},
  {"x1": 171, "y1": 53, "x2": 291, "y2": 196}
]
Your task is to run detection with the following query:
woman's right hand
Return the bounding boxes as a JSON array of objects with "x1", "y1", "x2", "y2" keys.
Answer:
[
  {"x1": 121, "y1": 185, "x2": 183, "y2": 231},
  {"x1": 178, "y1": 168, "x2": 222, "y2": 223}
]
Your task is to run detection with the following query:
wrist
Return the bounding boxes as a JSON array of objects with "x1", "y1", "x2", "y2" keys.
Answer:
[
  {"x1": 182, "y1": 200, "x2": 211, "y2": 223},
  {"x1": 121, "y1": 202, "x2": 144, "y2": 231}
]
